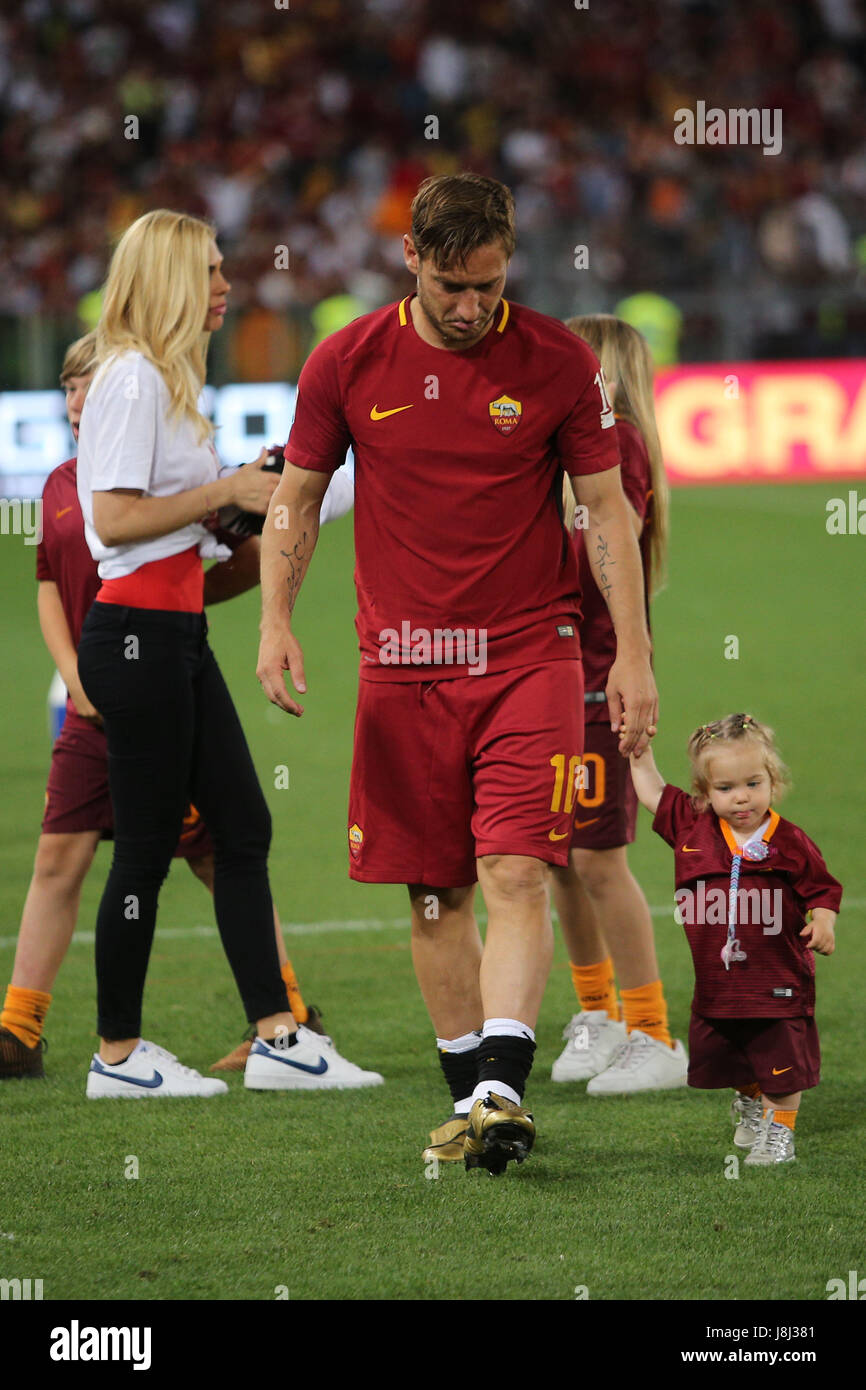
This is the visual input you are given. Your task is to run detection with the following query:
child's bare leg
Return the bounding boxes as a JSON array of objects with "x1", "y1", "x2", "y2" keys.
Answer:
[{"x1": 762, "y1": 1089, "x2": 801, "y2": 1115}]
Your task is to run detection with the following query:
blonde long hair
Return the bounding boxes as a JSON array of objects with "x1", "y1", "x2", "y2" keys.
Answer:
[
  {"x1": 95, "y1": 209, "x2": 215, "y2": 443},
  {"x1": 563, "y1": 314, "x2": 669, "y2": 597}
]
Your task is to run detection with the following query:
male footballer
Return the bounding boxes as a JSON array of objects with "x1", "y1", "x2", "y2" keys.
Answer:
[{"x1": 257, "y1": 173, "x2": 657, "y2": 1173}]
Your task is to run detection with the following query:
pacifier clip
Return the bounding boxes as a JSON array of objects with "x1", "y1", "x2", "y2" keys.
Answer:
[{"x1": 721, "y1": 838, "x2": 769, "y2": 970}]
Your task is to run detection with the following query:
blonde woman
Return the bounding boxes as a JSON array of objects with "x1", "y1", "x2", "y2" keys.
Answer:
[
  {"x1": 0, "y1": 331, "x2": 361, "y2": 1082},
  {"x1": 551, "y1": 315, "x2": 686, "y2": 1093},
  {"x1": 76, "y1": 210, "x2": 381, "y2": 1096}
]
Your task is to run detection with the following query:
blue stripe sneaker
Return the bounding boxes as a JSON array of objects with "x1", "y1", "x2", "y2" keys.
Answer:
[
  {"x1": 86, "y1": 1040, "x2": 228, "y2": 1098},
  {"x1": 243, "y1": 1024, "x2": 384, "y2": 1091}
]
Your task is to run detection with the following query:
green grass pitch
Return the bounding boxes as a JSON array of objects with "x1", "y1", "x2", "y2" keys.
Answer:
[{"x1": 0, "y1": 481, "x2": 863, "y2": 1301}]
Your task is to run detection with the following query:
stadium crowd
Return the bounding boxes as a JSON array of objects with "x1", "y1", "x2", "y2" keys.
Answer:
[{"x1": 1, "y1": 0, "x2": 866, "y2": 380}]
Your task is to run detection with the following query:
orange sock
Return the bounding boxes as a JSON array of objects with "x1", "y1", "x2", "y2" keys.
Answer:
[
  {"x1": 737, "y1": 1082, "x2": 762, "y2": 1099},
  {"x1": 620, "y1": 979, "x2": 672, "y2": 1048},
  {"x1": 1, "y1": 985, "x2": 52, "y2": 1048},
  {"x1": 281, "y1": 960, "x2": 308, "y2": 1025},
  {"x1": 571, "y1": 958, "x2": 619, "y2": 1021},
  {"x1": 766, "y1": 1107, "x2": 797, "y2": 1131}
]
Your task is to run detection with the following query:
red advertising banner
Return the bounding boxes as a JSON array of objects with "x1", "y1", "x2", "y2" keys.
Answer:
[{"x1": 655, "y1": 360, "x2": 866, "y2": 485}]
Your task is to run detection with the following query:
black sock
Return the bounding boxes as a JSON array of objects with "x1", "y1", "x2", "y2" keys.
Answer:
[
  {"x1": 438, "y1": 1044, "x2": 480, "y2": 1111},
  {"x1": 476, "y1": 1034, "x2": 536, "y2": 1101},
  {"x1": 264, "y1": 1032, "x2": 298, "y2": 1049}
]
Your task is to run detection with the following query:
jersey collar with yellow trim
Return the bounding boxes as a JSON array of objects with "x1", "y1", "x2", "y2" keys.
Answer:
[
  {"x1": 397, "y1": 295, "x2": 510, "y2": 333},
  {"x1": 719, "y1": 809, "x2": 780, "y2": 857}
]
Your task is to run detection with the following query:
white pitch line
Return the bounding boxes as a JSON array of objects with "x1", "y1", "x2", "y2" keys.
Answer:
[{"x1": 0, "y1": 899, "x2": 862, "y2": 951}]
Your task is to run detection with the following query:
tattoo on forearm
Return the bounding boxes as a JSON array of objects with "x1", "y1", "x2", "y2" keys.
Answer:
[
  {"x1": 279, "y1": 531, "x2": 309, "y2": 614},
  {"x1": 594, "y1": 531, "x2": 616, "y2": 601}
]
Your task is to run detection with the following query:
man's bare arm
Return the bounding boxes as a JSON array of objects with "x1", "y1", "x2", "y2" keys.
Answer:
[
  {"x1": 257, "y1": 460, "x2": 330, "y2": 716},
  {"x1": 571, "y1": 465, "x2": 658, "y2": 755}
]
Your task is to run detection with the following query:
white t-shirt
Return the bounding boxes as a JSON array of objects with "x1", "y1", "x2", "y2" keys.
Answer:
[
  {"x1": 319, "y1": 452, "x2": 355, "y2": 524},
  {"x1": 77, "y1": 351, "x2": 225, "y2": 579}
]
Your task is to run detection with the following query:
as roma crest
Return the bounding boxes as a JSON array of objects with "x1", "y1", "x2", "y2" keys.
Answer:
[
  {"x1": 489, "y1": 394, "x2": 522, "y2": 435},
  {"x1": 348, "y1": 822, "x2": 364, "y2": 860}
]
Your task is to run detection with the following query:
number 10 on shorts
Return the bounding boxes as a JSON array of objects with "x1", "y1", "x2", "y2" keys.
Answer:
[
  {"x1": 549, "y1": 754, "x2": 583, "y2": 814},
  {"x1": 549, "y1": 753, "x2": 605, "y2": 813}
]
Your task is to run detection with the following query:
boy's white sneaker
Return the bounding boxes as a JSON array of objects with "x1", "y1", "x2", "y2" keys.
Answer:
[
  {"x1": 744, "y1": 1109, "x2": 796, "y2": 1165},
  {"x1": 586, "y1": 1028, "x2": 688, "y2": 1094},
  {"x1": 86, "y1": 1040, "x2": 228, "y2": 1098},
  {"x1": 243, "y1": 1024, "x2": 384, "y2": 1091},
  {"x1": 551, "y1": 1010, "x2": 627, "y2": 1082},
  {"x1": 731, "y1": 1092, "x2": 764, "y2": 1147}
]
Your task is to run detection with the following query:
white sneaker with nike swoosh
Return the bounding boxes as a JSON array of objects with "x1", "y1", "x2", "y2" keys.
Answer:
[
  {"x1": 243, "y1": 1024, "x2": 384, "y2": 1090},
  {"x1": 86, "y1": 1040, "x2": 228, "y2": 1098}
]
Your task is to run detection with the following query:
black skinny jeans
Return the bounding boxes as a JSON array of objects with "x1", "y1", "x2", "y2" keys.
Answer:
[{"x1": 77, "y1": 601, "x2": 288, "y2": 1040}]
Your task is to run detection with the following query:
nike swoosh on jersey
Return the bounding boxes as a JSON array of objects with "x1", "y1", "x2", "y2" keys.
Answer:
[
  {"x1": 252, "y1": 1042, "x2": 328, "y2": 1075},
  {"x1": 92, "y1": 1064, "x2": 164, "y2": 1089},
  {"x1": 771, "y1": 1066, "x2": 793, "y2": 1075},
  {"x1": 55, "y1": 506, "x2": 73, "y2": 518},
  {"x1": 370, "y1": 404, "x2": 414, "y2": 420},
  {"x1": 574, "y1": 817, "x2": 600, "y2": 829},
  {"x1": 681, "y1": 844, "x2": 700, "y2": 852},
  {"x1": 548, "y1": 829, "x2": 570, "y2": 841}
]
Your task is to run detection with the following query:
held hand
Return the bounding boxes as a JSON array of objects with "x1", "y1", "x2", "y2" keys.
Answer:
[
  {"x1": 606, "y1": 651, "x2": 658, "y2": 756},
  {"x1": 800, "y1": 920, "x2": 836, "y2": 955},
  {"x1": 257, "y1": 626, "x2": 307, "y2": 717},
  {"x1": 230, "y1": 448, "x2": 281, "y2": 515}
]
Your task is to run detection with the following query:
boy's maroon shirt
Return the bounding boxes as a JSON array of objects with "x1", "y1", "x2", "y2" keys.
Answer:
[
  {"x1": 653, "y1": 784, "x2": 842, "y2": 1018},
  {"x1": 36, "y1": 459, "x2": 100, "y2": 649}
]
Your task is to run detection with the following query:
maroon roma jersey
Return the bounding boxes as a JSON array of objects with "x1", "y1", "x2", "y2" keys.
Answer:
[
  {"x1": 575, "y1": 418, "x2": 653, "y2": 720},
  {"x1": 286, "y1": 295, "x2": 622, "y2": 680},
  {"x1": 653, "y1": 784, "x2": 842, "y2": 1019},
  {"x1": 36, "y1": 459, "x2": 101, "y2": 652}
]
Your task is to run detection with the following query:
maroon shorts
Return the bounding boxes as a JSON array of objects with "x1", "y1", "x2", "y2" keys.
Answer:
[
  {"x1": 568, "y1": 718, "x2": 637, "y2": 852},
  {"x1": 348, "y1": 660, "x2": 584, "y2": 885},
  {"x1": 42, "y1": 710, "x2": 214, "y2": 859},
  {"x1": 688, "y1": 1011, "x2": 820, "y2": 1093}
]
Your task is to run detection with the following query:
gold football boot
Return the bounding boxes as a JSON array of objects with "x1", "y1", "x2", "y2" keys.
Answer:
[
  {"x1": 421, "y1": 1114, "x2": 470, "y2": 1163},
  {"x1": 464, "y1": 1092, "x2": 535, "y2": 1175}
]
